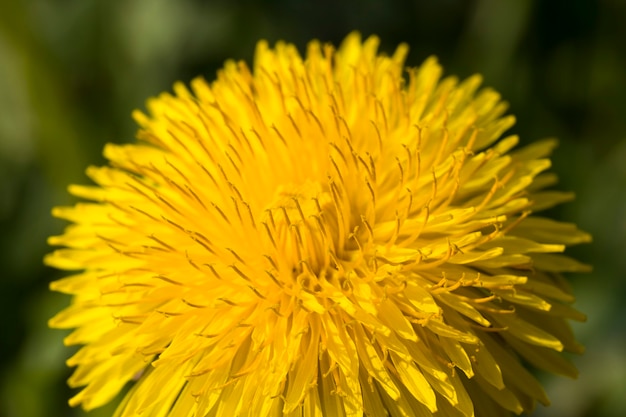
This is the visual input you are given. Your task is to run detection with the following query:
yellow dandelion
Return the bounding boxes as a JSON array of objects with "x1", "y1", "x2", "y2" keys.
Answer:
[{"x1": 47, "y1": 32, "x2": 591, "y2": 417}]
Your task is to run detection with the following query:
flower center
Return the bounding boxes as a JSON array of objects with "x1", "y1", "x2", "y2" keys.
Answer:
[{"x1": 261, "y1": 180, "x2": 345, "y2": 286}]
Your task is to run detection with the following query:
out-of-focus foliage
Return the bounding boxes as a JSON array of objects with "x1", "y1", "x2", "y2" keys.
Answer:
[{"x1": 0, "y1": 1, "x2": 624, "y2": 416}]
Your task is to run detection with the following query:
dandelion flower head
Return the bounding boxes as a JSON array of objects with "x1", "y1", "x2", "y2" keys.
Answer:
[{"x1": 47, "y1": 33, "x2": 591, "y2": 417}]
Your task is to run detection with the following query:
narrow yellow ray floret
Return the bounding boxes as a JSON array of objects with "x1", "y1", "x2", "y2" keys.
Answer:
[{"x1": 47, "y1": 32, "x2": 590, "y2": 417}]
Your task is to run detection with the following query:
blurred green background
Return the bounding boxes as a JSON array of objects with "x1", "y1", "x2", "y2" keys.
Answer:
[{"x1": 1, "y1": 1, "x2": 624, "y2": 416}]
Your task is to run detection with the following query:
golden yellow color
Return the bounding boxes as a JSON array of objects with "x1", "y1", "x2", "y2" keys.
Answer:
[{"x1": 47, "y1": 33, "x2": 591, "y2": 417}]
